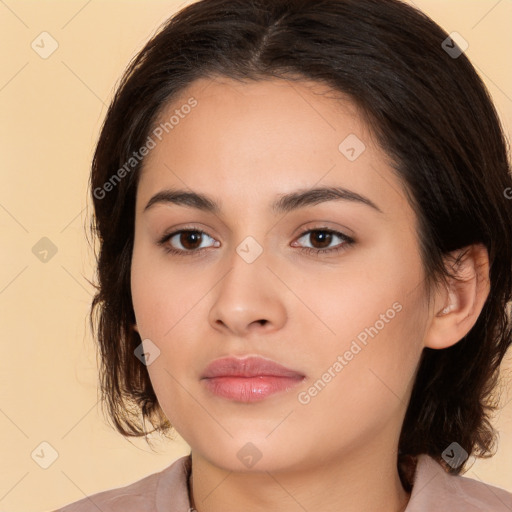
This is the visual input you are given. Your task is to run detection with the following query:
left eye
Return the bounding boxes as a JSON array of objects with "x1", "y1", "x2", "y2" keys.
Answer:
[{"x1": 292, "y1": 228, "x2": 354, "y2": 255}]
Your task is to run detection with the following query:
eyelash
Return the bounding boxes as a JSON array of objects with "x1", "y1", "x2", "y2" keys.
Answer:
[{"x1": 157, "y1": 226, "x2": 355, "y2": 258}]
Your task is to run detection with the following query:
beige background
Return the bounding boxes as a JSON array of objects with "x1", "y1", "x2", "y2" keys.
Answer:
[{"x1": 1, "y1": 0, "x2": 511, "y2": 510}]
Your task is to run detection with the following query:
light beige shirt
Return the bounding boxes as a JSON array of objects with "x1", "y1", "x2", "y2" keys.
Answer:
[{"x1": 54, "y1": 454, "x2": 512, "y2": 511}]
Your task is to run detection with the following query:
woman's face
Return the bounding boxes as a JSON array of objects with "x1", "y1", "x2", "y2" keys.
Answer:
[{"x1": 131, "y1": 76, "x2": 431, "y2": 472}]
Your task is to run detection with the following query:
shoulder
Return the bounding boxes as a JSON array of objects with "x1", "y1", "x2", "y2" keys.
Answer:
[
  {"x1": 407, "y1": 454, "x2": 512, "y2": 512},
  {"x1": 52, "y1": 455, "x2": 192, "y2": 512}
]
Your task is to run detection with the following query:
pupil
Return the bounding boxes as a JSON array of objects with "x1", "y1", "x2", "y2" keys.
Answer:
[
  {"x1": 312, "y1": 231, "x2": 331, "y2": 248},
  {"x1": 181, "y1": 231, "x2": 202, "y2": 249}
]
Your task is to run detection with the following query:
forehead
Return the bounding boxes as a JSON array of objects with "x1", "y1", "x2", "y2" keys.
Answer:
[
  {"x1": 140, "y1": 77, "x2": 363, "y2": 172},
  {"x1": 156, "y1": 75, "x2": 358, "y2": 123},
  {"x1": 141, "y1": 75, "x2": 370, "y2": 176},
  {"x1": 136, "y1": 76, "x2": 410, "y2": 223}
]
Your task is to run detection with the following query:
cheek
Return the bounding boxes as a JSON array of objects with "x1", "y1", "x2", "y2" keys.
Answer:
[
  {"x1": 296, "y1": 249, "x2": 421, "y2": 348},
  {"x1": 130, "y1": 245, "x2": 208, "y2": 397},
  {"x1": 130, "y1": 245, "x2": 209, "y2": 340},
  {"x1": 294, "y1": 306, "x2": 424, "y2": 451},
  {"x1": 297, "y1": 249, "x2": 426, "y2": 418},
  {"x1": 130, "y1": 253, "x2": 204, "y2": 433},
  {"x1": 317, "y1": 304, "x2": 420, "y2": 389}
]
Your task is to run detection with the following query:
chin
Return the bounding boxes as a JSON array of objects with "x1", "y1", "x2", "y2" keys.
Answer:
[{"x1": 190, "y1": 435, "x2": 307, "y2": 474}]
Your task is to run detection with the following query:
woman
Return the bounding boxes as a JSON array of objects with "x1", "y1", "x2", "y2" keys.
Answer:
[{"x1": 55, "y1": 0, "x2": 512, "y2": 510}]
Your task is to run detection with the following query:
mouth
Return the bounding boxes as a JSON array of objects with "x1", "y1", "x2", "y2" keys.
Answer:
[{"x1": 200, "y1": 356, "x2": 305, "y2": 403}]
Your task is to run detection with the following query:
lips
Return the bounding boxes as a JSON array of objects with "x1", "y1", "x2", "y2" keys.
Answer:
[{"x1": 201, "y1": 356, "x2": 305, "y2": 402}]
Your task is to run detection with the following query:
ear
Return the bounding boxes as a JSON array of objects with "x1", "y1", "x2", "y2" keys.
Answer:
[
  {"x1": 132, "y1": 323, "x2": 139, "y2": 333},
  {"x1": 423, "y1": 243, "x2": 490, "y2": 350}
]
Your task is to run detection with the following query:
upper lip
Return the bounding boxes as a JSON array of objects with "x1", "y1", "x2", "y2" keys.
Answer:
[{"x1": 201, "y1": 356, "x2": 305, "y2": 379}]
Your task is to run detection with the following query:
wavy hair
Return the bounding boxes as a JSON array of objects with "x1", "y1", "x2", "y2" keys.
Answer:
[{"x1": 87, "y1": 0, "x2": 512, "y2": 489}]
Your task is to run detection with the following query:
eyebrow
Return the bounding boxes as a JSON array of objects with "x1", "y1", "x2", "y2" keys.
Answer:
[{"x1": 143, "y1": 186, "x2": 383, "y2": 215}]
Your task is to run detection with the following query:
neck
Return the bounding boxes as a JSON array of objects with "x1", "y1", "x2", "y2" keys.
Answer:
[{"x1": 188, "y1": 446, "x2": 410, "y2": 512}]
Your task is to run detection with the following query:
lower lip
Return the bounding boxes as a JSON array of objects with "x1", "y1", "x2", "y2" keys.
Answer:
[{"x1": 202, "y1": 375, "x2": 304, "y2": 402}]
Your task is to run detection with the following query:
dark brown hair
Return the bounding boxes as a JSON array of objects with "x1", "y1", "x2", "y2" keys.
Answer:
[{"x1": 88, "y1": 0, "x2": 512, "y2": 488}]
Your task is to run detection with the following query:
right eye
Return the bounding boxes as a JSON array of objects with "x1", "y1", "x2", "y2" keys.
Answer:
[{"x1": 157, "y1": 229, "x2": 220, "y2": 256}]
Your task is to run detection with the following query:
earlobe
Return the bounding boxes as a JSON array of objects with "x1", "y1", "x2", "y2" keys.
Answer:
[
  {"x1": 133, "y1": 323, "x2": 139, "y2": 333},
  {"x1": 424, "y1": 244, "x2": 490, "y2": 350}
]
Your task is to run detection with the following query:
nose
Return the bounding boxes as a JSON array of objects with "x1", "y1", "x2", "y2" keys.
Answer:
[{"x1": 208, "y1": 247, "x2": 287, "y2": 337}]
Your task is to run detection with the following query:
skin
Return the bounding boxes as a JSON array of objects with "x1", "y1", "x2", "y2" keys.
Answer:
[{"x1": 130, "y1": 76, "x2": 490, "y2": 512}]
